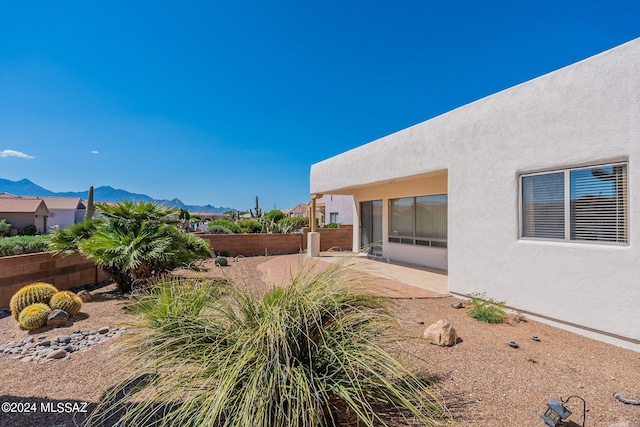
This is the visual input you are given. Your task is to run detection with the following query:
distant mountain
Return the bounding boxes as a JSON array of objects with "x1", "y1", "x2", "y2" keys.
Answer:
[{"x1": 0, "y1": 178, "x2": 234, "y2": 214}]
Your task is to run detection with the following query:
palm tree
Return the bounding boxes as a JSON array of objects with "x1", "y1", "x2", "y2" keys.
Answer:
[{"x1": 48, "y1": 201, "x2": 210, "y2": 293}]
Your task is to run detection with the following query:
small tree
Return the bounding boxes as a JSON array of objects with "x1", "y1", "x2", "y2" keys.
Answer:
[
  {"x1": 0, "y1": 219, "x2": 11, "y2": 237},
  {"x1": 265, "y1": 209, "x2": 285, "y2": 223}
]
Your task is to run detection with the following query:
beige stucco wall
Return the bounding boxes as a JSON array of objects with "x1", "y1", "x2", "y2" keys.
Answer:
[
  {"x1": 0, "y1": 208, "x2": 48, "y2": 233},
  {"x1": 310, "y1": 38, "x2": 640, "y2": 350}
]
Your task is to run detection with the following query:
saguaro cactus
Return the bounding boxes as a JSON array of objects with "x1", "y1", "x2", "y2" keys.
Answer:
[
  {"x1": 250, "y1": 196, "x2": 263, "y2": 218},
  {"x1": 85, "y1": 185, "x2": 95, "y2": 220}
]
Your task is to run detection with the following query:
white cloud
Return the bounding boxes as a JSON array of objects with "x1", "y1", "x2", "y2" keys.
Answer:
[
  {"x1": 1, "y1": 150, "x2": 35, "y2": 159},
  {"x1": 90, "y1": 150, "x2": 99, "y2": 154}
]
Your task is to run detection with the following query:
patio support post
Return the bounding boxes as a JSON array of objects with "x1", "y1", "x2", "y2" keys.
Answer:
[{"x1": 307, "y1": 194, "x2": 322, "y2": 257}]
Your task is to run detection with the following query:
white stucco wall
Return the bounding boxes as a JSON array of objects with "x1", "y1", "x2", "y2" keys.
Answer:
[
  {"x1": 48, "y1": 209, "x2": 77, "y2": 229},
  {"x1": 318, "y1": 194, "x2": 354, "y2": 225},
  {"x1": 310, "y1": 38, "x2": 640, "y2": 350}
]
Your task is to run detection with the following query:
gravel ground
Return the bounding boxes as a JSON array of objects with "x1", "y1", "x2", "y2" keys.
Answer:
[{"x1": 0, "y1": 255, "x2": 639, "y2": 426}]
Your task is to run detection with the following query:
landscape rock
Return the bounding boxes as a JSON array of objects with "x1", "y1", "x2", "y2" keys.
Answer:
[
  {"x1": 423, "y1": 319, "x2": 458, "y2": 347},
  {"x1": 609, "y1": 422, "x2": 640, "y2": 427},
  {"x1": 1, "y1": 325, "x2": 126, "y2": 363},
  {"x1": 47, "y1": 309, "x2": 70, "y2": 327},
  {"x1": 451, "y1": 301, "x2": 464, "y2": 309},
  {"x1": 56, "y1": 335, "x2": 72, "y2": 344},
  {"x1": 46, "y1": 349, "x2": 68, "y2": 359},
  {"x1": 77, "y1": 290, "x2": 93, "y2": 302}
]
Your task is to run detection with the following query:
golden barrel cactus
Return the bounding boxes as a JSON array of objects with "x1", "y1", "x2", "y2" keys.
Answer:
[
  {"x1": 18, "y1": 303, "x2": 52, "y2": 330},
  {"x1": 49, "y1": 291, "x2": 83, "y2": 317},
  {"x1": 9, "y1": 282, "x2": 58, "y2": 320}
]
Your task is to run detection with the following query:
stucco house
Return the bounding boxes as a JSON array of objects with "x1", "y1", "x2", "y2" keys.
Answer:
[
  {"x1": 310, "y1": 38, "x2": 640, "y2": 350},
  {"x1": 40, "y1": 197, "x2": 86, "y2": 229},
  {"x1": 0, "y1": 194, "x2": 86, "y2": 230},
  {"x1": 318, "y1": 194, "x2": 354, "y2": 226},
  {"x1": 0, "y1": 198, "x2": 49, "y2": 234}
]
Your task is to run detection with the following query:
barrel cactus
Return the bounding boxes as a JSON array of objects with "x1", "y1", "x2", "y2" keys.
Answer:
[
  {"x1": 49, "y1": 291, "x2": 83, "y2": 317},
  {"x1": 18, "y1": 303, "x2": 52, "y2": 330},
  {"x1": 214, "y1": 256, "x2": 228, "y2": 267},
  {"x1": 10, "y1": 282, "x2": 59, "y2": 320}
]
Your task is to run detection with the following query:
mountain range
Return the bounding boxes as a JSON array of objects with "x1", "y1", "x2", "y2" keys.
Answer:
[{"x1": 0, "y1": 178, "x2": 234, "y2": 213}]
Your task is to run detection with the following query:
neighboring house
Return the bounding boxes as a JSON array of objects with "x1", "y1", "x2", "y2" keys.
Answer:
[
  {"x1": 0, "y1": 198, "x2": 49, "y2": 234},
  {"x1": 0, "y1": 194, "x2": 86, "y2": 230},
  {"x1": 39, "y1": 197, "x2": 86, "y2": 229},
  {"x1": 310, "y1": 38, "x2": 640, "y2": 350},
  {"x1": 288, "y1": 203, "x2": 310, "y2": 218},
  {"x1": 317, "y1": 194, "x2": 354, "y2": 226}
]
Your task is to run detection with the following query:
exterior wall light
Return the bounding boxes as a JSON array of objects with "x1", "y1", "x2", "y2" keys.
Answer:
[{"x1": 541, "y1": 396, "x2": 588, "y2": 427}]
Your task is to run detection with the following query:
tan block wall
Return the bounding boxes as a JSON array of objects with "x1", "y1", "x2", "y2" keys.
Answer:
[
  {"x1": 198, "y1": 225, "x2": 354, "y2": 257},
  {"x1": 0, "y1": 252, "x2": 108, "y2": 307},
  {"x1": 199, "y1": 233, "x2": 305, "y2": 257}
]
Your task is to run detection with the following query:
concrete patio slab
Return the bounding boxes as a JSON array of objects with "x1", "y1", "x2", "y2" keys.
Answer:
[{"x1": 256, "y1": 253, "x2": 448, "y2": 299}]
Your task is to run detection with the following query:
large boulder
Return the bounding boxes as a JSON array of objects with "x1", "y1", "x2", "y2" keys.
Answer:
[{"x1": 423, "y1": 319, "x2": 458, "y2": 347}]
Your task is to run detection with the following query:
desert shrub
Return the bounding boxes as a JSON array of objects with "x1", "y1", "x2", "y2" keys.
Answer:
[
  {"x1": 208, "y1": 219, "x2": 240, "y2": 234},
  {"x1": 207, "y1": 225, "x2": 232, "y2": 234},
  {"x1": 467, "y1": 292, "x2": 507, "y2": 323},
  {"x1": 90, "y1": 261, "x2": 448, "y2": 427},
  {"x1": 237, "y1": 219, "x2": 262, "y2": 233},
  {"x1": 214, "y1": 256, "x2": 228, "y2": 266},
  {"x1": 21, "y1": 224, "x2": 38, "y2": 236},
  {"x1": 0, "y1": 235, "x2": 49, "y2": 257},
  {"x1": 278, "y1": 216, "x2": 308, "y2": 230},
  {"x1": 0, "y1": 219, "x2": 11, "y2": 237},
  {"x1": 265, "y1": 209, "x2": 285, "y2": 223}
]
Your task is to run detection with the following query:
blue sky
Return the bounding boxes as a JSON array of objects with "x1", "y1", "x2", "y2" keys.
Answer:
[{"x1": 1, "y1": 1, "x2": 638, "y2": 210}]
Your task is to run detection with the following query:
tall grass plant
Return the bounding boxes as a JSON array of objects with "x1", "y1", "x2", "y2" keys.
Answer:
[{"x1": 91, "y1": 261, "x2": 448, "y2": 427}]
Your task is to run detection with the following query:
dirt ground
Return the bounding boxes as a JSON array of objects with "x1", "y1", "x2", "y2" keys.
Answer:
[{"x1": 1, "y1": 255, "x2": 639, "y2": 427}]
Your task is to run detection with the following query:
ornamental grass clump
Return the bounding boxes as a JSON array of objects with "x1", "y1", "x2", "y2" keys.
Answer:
[{"x1": 91, "y1": 261, "x2": 448, "y2": 427}]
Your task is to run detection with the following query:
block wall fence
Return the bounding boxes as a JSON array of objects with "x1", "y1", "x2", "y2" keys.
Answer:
[
  {"x1": 199, "y1": 225, "x2": 354, "y2": 257},
  {"x1": 0, "y1": 253, "x2": 109, "y2": 307},
  {"x1": 0, "y1": 226, "x2": 354, "y2": 306}
]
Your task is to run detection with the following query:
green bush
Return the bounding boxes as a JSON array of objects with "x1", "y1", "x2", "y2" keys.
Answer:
[
  {"x1": 237, "y1": 219, "x2": 262, "y2": 233},
  {"x1": 206, "y1": 225, "x2": 232, "y2": 234},
  {"x1": 90, "y1": 261, "x2": 448, "y2": 427},
  {"x1": 208, "y1": 219, "x2": 240, "y2": 234},
  {"x1": 467, "y1": 292, "x2": 507, "y2": 323},
  {"x1": 21, "y1": 224, "x2": 38, "y2": 236},
  {"x1": 265, "y1": 209, "x2": 285, "y2": 223},
  {"x1": 322, "y1": 222, "x2": 339, "y2": 228},
  {"x1": 278, "y1": 216, "x2": 308, "y2": 230},
  {"x1": 0, "y1": 236, "x2": 50, "y2": 257},
  {"x1": 0, "y1": 219, "x2": 11, "y2": 237}
]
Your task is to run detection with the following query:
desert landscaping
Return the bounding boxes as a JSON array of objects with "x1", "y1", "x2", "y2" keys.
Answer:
[{"x1": 1, "y1": 255, "x2": 639, "y2": 427}]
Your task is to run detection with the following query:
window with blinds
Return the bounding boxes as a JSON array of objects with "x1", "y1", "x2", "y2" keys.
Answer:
[
  {"x1": 389, "y1": 194, "x2": 448, "y2": 247},
  {"x1": 521, "y1": 163, "x2": 628, "y2": 244}
]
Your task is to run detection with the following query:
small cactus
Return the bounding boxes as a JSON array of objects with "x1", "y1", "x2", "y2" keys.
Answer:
[
  {"x1": 10, "y1": 282, "x2": 58, "y2": 320},
  {"x1": 49, "y1": 291, "x2": 83, "y2": 317},
  {"x1": 18, "y1": 303, "x2": 52, "y2": 330},
  {"x1": 214, "y1": 256, "x2": 228, "y2": 267}
]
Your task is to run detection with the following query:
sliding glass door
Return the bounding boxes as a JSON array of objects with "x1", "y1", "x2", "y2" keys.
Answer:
[{"x1": 360, "y1": 200, "x2": 382, "y2": 256}]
